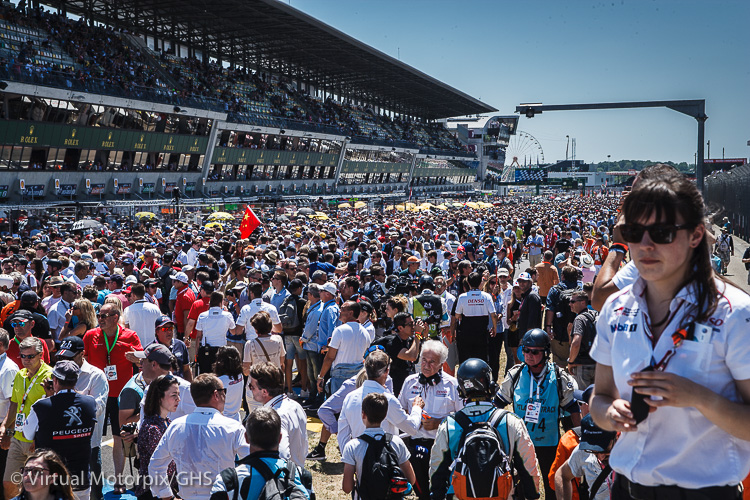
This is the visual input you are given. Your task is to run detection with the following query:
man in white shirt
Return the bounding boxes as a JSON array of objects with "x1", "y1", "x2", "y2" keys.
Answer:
[
  {"x1": 398, "y1": 341, "x2": 462, "y2": 500},
  {"x1": 233, "y1": 282, "x2": 282, "y2": 341},
  {"x1": 247, "y1": 362, "x2": 308, "y2": 467},
  {"x1": 194, "y1": 292, "x2": 235, "y2": 374},
  {"x1": 316, "y1": 301, "x2": 371, "y2": 395},
  {"x1": 0, "y1": 330, "x2": 19, "y2": 492},
  {"x1": 133, "y1": 344, "x2": 196, "y2": 422},
  {"x1": 41, "y1": 276, "x2": 63, "y2": 313},
  {"x1": 337, "y1": 349, "x2": 424, "y2": 454},
  {"x1": 186, "y1": 238, "x2": 202, "y2": 267},
  {"x1": 149, "y1": 374, "x2": 249, "y2": 500},
  {"x1": 47, "y1": 282, "x2": 77, "y2": 340},
  {"x1": 123, "y1": 283, "x2": 163, "y2": 346}
]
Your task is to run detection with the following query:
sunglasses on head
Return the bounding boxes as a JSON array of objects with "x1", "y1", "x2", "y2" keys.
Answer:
[
  {"x1": 363, "y1": 344, "x2": 386, "y2": 360},
  {"x1": 620, "y1": 223, "x2": 694, "y2": 245}
]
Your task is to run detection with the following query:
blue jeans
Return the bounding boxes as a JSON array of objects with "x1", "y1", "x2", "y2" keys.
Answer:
[{"x1": 330, "y1": 362, "x2": 363, "y2": 395}]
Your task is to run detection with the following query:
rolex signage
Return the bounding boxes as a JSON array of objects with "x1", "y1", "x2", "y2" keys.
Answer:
[
  {"x1": 141, "y1": 183, "x2": 155, "y2": 194},
  {"x1": 58, "y1": 184, "x2": 77, "y2": 196},
  {"x1": 0, "y1": 121, "x2": 210, "y2": 153}
]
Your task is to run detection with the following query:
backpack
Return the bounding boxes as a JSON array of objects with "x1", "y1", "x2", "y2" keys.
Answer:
[
  {"x1": 450, "y1": 409, "x2": 513, "y2": 500},
  {"x1": 218, "y1": 457, "x2": 311, "y2": 500},
  {"x1": 357, "y1": 433, "x2": 410, "y2": 500},
  {"x1": 551, "y1": 284, "x2": 581, "y2": 340},
  {"x1": 575, "y1": 310, "x2": 599, "y2": 363}
]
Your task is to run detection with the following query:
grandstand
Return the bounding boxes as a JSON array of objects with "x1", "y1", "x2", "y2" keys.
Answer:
[{"x1": 0, "y1": 0, "x2": 497, "y2": 204}]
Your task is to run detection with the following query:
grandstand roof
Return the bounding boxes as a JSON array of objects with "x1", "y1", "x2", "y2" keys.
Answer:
[{"x1": 50, "y1": 0, "x2": 496, "y2": 120}]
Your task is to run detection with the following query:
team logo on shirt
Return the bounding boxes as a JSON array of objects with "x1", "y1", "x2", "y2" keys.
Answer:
[
  {"x1": 614, "y1": 306, "x2": 639, "y2": 317},
  {"x1": 64, "y1": 407, "x2": 82, "y2": 427},
  {"x1": 611, "y1": 323, "x2": 638, "y2": 333}
]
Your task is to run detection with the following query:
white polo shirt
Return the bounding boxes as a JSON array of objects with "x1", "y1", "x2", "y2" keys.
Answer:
[
  {"x1": 196, "y1": 307, "x2": 235, "y2": 346},
  {"x1": 236, "y1": 299, "x2": 281, "y2": 341},
  {"x1": 590, "y1": 277, "x2": 750, "y2": 488},
  {"x1": 124, "y1": 299, "x2": 163, "y2": 346},
  {"x1": 454, "y1": 289, "x2": 496, "y2": 317},
  {"x1": 329, "y1": 321, "x2": 371, "y2": 368},
  {"x1": 398, "y1": 371, "x2": 463, "y2": 440}
]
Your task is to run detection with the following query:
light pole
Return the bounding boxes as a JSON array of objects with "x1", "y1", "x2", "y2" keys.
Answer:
[
  {"x1": 517, "y1": 100, "x2": 707, "y2": 191},
  {"x1": 565, "y1": 135, "x2": 570, "y2": 161}
]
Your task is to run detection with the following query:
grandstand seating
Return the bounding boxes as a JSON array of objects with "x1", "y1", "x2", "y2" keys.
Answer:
[{"x1": 0, "y1": 3, "x2": 471, "y2": 154}]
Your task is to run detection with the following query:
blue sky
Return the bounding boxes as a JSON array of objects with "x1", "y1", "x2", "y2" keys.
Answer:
[{"x1": 288, "y1": 0, "x2": 749, "y2": 164}]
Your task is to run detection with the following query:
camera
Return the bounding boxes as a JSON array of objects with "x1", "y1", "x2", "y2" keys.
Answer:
[{"x1": 121, "y1": 422, "x2": 137, "y2": 434}]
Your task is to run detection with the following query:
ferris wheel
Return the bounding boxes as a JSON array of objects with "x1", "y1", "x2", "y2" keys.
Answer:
[{"x1": 504, "y1": 131, "x2": 544, "y2": 167}]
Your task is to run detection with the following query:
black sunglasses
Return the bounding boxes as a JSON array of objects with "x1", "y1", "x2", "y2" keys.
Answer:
[
  {"x1": 620, "y1": 223, "x2": 694, "y2": 245},
  {"x1": 522, "y1": 347, "x2": 545, "y2": 355}
]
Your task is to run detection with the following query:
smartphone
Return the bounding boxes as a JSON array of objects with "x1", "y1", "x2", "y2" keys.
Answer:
[{"x1": 630, "y1": 366, "x2": 654, "y2": 424}]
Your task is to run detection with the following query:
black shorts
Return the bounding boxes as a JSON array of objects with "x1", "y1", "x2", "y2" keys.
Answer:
[{"x1": 105, "y1": 396, "x2": 121, "y2": 437}]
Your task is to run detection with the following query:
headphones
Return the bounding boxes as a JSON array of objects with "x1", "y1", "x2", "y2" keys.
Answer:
[{"x1": 418, "y1": 372, "x2": 441, "y2": 387}]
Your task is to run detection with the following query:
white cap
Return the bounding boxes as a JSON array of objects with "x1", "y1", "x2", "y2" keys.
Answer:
[
  {"x1": 172, "y1": 272, "x2": 189, "y2": 284},
  {"x1": 320, "y1": 282, "x2": 337, "y2": 295},
  {"x1": 124, "y1": 275, "x2": 138, "y2": 285}
]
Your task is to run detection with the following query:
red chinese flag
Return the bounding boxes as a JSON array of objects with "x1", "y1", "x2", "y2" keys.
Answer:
[{"x1": 239, "y1": 206, "x2": 261, "y2": 238}]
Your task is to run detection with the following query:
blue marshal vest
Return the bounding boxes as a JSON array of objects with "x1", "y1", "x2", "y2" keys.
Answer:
[{"x1": 512, "y1": 362, "x2": 560, "y2": 446}]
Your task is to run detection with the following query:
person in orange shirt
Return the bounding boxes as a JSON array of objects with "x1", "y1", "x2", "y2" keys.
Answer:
[
  {"x1": 549, "y1": 384, "x2": 595, "y2": 500},
  {"x1": 534, "y1": 251, "x2": 560, "y2": 302}
]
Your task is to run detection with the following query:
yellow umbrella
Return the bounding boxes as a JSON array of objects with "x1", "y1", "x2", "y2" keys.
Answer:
[
  {"x1": 465, "y1": 202, "x2": 479, "y2": 209},
  {"x1": 354, "y1": 201, "x2": 367, "y2": 209},
  {"x1": 207, "y1": 212, "x2": 234, "y2": 221},
  {"x1": 309, "y1": 213, "x2": 330, "y2": 221},
  {"x1": 435, "y1": 204, "x2": 448, "y2": 210},
  {"x1": 452, "y1": 202, "x2": 464, "y2": 208},
  {"x1": 385, "y1": 205, "x2": 394, "y2": 211},
  {"x1": 338, "y1": 202, "x2": 351, "y2": 209},
  {"x1": 395, "y1": 205, "x2": 405, "y2": 212},
  {"x1": 204, "y1": 222, "x2": 224, "y2": 230},
  {"x1": 135, "y1": 212, "x2": 156, "y2": 220}
]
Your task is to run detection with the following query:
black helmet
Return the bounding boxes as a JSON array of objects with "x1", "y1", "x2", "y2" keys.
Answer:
[
  {"x1": 457, "y1": 358, "x2": 496, "y2": 400},
  {"x1": 418, "y1": 275, "x2": 434, "y2": 291},
  {"x1": 521, "y1": 328, "x2": 550, "y2": 350}
]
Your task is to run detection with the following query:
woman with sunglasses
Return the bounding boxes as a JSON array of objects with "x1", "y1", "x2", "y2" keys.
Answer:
[
  {"x1": 11, "y1": 448, "x2": 76, "y2": 500},
  {"x1": 590, "y1": 171, "x2": 750, "y2": 499},
  {"x1": 135, "y1": 374, "x2": 179, "y2": 500},
  {"x1": 58, "y1": 299, "x2": 97, "y2": 340}
]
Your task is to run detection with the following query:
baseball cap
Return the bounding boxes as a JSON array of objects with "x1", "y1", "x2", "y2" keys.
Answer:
[
  {"x1": 133, "y1": 344, "x2": 174, "y2": 365},
  {"x1": 20, "y1": 291, "x2": 38, "y2": 304},
  {"x1": 578, "y1": 415, "x2": 616, "y2": 453},
  {"x1": 57, "y1": 336, "x2": 85, "y2": 358},
  {"x1": 124, "y1": 275, "x2": 138, "y2": 285},
  {"x1": 120, "y1": 258, "x2": 134, "y2": 266},
  {"x1": 52, "y1": 360, "x2": 80, "y2": 383},
  {"x1": 574, "y1": 384, "x2": 595, "y2": 406},
  {"x1": 109, "y1": 274, "x2": 124, "y2": 284},
  {"x1": 172, "y1": 272, "x2": 189, "y2": 284},
  {"x1": 517, "y1": 272, "x2": 532, "y2": 281},
  {"x1": 154, "y1": 315, "x2": 175, "y2": 328},
  {"x1": 497, "y1": 268, "x2": 510, "y2": 277},
  {"x1": 407, "y1": 256, "x2": 420, "y2": 263},
  {"x1": 11, "y1": 310, "x2": 34, "y2": 321},
  {"x1": 320, "y1": 282, "x2": 337, "y2": 295}
]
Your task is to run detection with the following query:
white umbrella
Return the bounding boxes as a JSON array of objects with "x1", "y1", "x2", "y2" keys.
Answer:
[{"x1": 71, "y1": 219, "x2": 104, "y2": 231}]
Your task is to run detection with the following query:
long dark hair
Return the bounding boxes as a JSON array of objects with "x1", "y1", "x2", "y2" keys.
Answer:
[
  {"x1": 143, "y1": 374, "x2": 179, "y2": 417},
  {"x1": 212, "y1": 346, "x2": 243, "y2": 378},
  {"x1": 22, "y1": 448, "x2": 76, "y2": 499},
  {"x1": 622, "y1": 174, "x2": 718, "y2": 322}
]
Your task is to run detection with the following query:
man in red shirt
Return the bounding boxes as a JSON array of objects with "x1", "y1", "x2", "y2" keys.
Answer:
[
  {"x1": 139, "y1": 249, "x2": 160, "y2": 274},
  {"x1": 83, "y1": 302, "x2": 143, "y2": 492},
  {"x1": 172, "y1": 271, "x2": 195, "y2": 340},
  {"x1": 6, "y1": 310, "x2": 50, "y2": 366}
]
